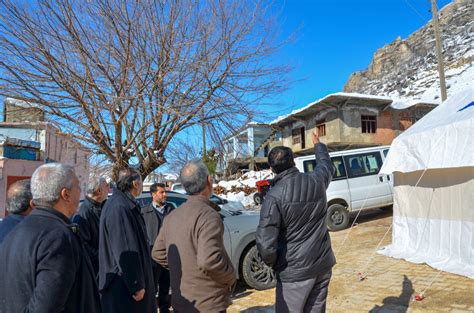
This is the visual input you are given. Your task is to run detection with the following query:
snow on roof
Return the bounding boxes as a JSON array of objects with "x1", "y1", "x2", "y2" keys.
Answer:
[{"x1": 270, "y1": 92, "x2": 392, "y2": 125}]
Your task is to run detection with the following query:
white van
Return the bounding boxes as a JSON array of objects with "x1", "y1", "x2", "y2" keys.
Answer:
[{"x1": 294, "y1": 146, "x2": 392, "y2": 231}]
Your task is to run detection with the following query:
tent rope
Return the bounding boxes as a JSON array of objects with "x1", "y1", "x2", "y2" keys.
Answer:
[
  {"x1": 413, "y1": 269, "x2": 444, "y2": 301},
  {"x1": 334, "y1": 186, "x2": 374, "y2": 258}
]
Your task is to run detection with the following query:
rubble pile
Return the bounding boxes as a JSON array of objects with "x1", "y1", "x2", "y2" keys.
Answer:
[{"x1": 214, "y1": 185, "x2": 257, "y2": 196}]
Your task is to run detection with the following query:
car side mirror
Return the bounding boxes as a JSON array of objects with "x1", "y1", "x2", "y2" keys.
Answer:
[{"x1": 221, "y1": 199, "x2": 228, "y2": 204}]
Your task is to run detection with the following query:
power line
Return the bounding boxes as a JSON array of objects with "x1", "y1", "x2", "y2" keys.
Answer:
[{"x1": 404, "y1": 0, "x2": 428, "y2": 23}]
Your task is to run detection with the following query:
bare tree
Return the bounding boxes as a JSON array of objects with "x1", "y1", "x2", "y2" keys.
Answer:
[
  {"x1": 166, "y1": 137, "x2": 202, "y2": 175},
  {"x1": 0, "y1": 0, "x2": 289, "y2": 179}
]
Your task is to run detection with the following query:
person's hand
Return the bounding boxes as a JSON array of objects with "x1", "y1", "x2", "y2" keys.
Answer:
[
  {"x1": 132, "y1": 289, "x2": 145, "y2": 301},
  {"x1": 311, "y1": 129, "x2": 320, "y2": 145}
]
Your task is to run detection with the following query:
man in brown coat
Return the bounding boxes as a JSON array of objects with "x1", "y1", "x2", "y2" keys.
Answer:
[{"x1": 152, "y1": 160, "x2": 236, "y2": 313}]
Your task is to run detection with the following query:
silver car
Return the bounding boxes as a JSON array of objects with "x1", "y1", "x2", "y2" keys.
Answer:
[{"x1": 136, "y1": 191, "x2": 275, "y2": 290}]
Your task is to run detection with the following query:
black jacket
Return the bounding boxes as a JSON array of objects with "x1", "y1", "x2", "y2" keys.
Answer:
[
  {"x1": 72, "y1": 197, "x2": 103, "y2": 275},
  {"x1": 141, "y1": 202, "x2": 173, "y2": 248},
  {"x1": 256, "y1": 143, "x2": 336, "y2": 283},
  {"x1": 0, "y1": 213, "x2": 25, "y2": 245},
  {"x1": 0, "y1": 207, "x2": 101, "y2": 313},
  {"x1": 98, "y1": 189, "x2": 157, "y2": 313}
]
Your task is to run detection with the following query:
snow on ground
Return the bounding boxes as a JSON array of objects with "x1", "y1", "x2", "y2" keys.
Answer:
[
  {"x1": 221, "y1": 191, "x2": 255, "y2": 207},
  {"x1": 215, "y1": 169, "x2": 274, "y2": 207},
  {"x1": 217, "y1": 169, "x2": 273, "y2": 190},
  {"x1": 389, "y1": 62, "x2": 474, "y2": 108}
]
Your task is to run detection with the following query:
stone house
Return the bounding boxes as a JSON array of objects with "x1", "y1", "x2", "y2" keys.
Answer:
[{"x1": 268, "y1": 93, "x2": 435, "y2": 155}]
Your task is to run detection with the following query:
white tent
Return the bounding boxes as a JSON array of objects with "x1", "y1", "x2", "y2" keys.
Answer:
[{"x1": 379, "y1": 89, "x2": 474, "y2": 279}]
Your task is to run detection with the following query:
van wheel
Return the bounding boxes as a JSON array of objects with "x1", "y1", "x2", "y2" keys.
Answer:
[
  {"x1": 241, "y1": 245, "x2": 276, "y2": 290},
  {"x1": 326, "y1": 204, "x2": 349, "y2": 231},
  {"x1": 253, "y1": 193, "x2": 264, "y2": 205}
]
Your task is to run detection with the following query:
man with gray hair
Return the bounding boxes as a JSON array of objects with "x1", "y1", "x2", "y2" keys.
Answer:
[
  {"x1": 153, "y1": 160, "x2": 236, "y2": 313},
  {"x1": 73, "y1": 176, "x2": 109, "y2": 275},
  {"x1": 0, "y1": 179, "x2": 34, "y2": 244},
  {"x1": 0, "y1": 163, "x2": 101, "y2": 313}
]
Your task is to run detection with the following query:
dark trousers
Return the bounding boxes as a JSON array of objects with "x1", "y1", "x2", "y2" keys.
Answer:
[
  {"x1": 153, "y1": 263, "x2": 171, "y2": 311},
  {"x1": 275, "y1": 270, "x2": 332, "y2": 313}
]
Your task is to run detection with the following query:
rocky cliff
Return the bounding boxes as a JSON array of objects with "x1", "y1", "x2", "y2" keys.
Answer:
[{"x1": 344, "y1": 0, "x2": 473, "y2": 103}]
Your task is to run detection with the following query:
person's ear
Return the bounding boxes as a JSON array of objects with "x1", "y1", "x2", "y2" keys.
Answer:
[
  {"x1": 29, "y1": 199, "x2": 35, "y2": 209},
  {"x1": 60, "y1": 188, "x2": 69, "y2": 201},
  {"x1": 133, "y1": 180, "x2": 139, "y2": 189}
]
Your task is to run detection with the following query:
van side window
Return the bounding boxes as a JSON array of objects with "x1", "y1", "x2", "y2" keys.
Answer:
[
  {"x1": 383, "y1": 149, "x2": 389, "y2": 157},
  {"x1": 344, "y1": 152, "x2": 382, "y2": 178},
  {"x1": 303, "y1": 160, "x2": 316, "y2": 173},
  {"x1": 331, "y1": 156, "x2": 346, "y2": 180},
  {"x1": 303, "y1": 157, "x2": 346, "y2": 181}
]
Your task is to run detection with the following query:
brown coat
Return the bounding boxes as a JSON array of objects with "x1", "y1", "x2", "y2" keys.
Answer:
[{"x1": 152, "y1": 195, "x2": 236, "y2": 313}]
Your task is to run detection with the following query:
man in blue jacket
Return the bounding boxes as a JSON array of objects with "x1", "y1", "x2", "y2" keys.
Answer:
[
  {"x1": 99, "y1": 168, "x2": 156, "y2": 313},
  {"x1": 0, "y1": 179, "x2": 34, "y2": 244},
  {"x1": 256, "y1": 130, "x2": 335, "y2": 313}
]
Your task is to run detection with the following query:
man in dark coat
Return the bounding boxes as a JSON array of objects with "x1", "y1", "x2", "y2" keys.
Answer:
[
  {"x1": 0, "y1": 179, "x2": 34, "y2": 244},
  {"x1": 256, "y1": 130, "x2": 335, "y2": 313},
  {"x1": 72, "y1": 176, "x2": 109, "y2": 275},
  {"x1": 152, "y1": 160, "x2": 236, "y2": 313},
  {"x1": 0, "y1": 163, "x2": 101, "y2": 313},
  {"x1": 141, "y1": 182, "x2": 173, "y2": 313},
  {"x1": 99, "y1": 168, "x2": 157, "y2": 313}
]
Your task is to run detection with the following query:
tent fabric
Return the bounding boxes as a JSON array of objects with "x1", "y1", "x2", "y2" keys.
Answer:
[
  {"x1": 380, "y1": 89, "x2": 473, "y2": 174},
  {"x1": 379, "y1": 170, "x2": 474, "y2": 279},
  {"x1": 378, "y1": 89, "x2": 474, "y2": 279}
]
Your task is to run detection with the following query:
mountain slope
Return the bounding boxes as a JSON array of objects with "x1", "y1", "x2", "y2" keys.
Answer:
[{"x1": 343, "y1": 0, "x2": 473, "y2": 104}]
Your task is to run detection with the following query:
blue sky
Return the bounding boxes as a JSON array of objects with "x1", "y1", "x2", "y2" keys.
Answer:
[{"x1": 263, "y1": 0, "x2": 451, "y2": 119}]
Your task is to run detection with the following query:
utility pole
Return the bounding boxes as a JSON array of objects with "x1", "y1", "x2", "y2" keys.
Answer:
[{"x1": 430, "y1": 0, "x2": 447, "y2": 101}]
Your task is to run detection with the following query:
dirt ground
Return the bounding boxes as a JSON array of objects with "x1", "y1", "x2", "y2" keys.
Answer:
[{"x1": 228, "y1": 208, "x2": 474, "y2": 312}]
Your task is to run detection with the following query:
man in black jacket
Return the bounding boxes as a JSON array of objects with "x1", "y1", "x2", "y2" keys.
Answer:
[
  {"x1": 0, "y1": 163, "x2": 101, "y2": 313},
  {"x1": 141, "y1": 183, "x2": 173, "y2": 313},
  {"x1": 256, "y1": 130, "x2": 335, "y2": 313},
  {"x1": 99, "y1": 168, "x2": 157, "y2": 313},
  {"x1": 73, "y1": 176, "x2": 109, "y2": 275},
  {"x1": 0, "y1": 179, "x2": 34, "y2": 244}
]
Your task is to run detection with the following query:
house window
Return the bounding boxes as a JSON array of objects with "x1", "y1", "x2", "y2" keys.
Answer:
[
  {"x1": 316, "y1": 120, "x2": 326, "y2": 137},
  {"x1": 292, "y1": 128, "x2": 301, "y2": 145},
  {"x1": 292, "y1": 127, "x2": 305, "y2": 148},
  {"x1": 361, "y1": 115, "x2": 377, "y2": 133}
]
